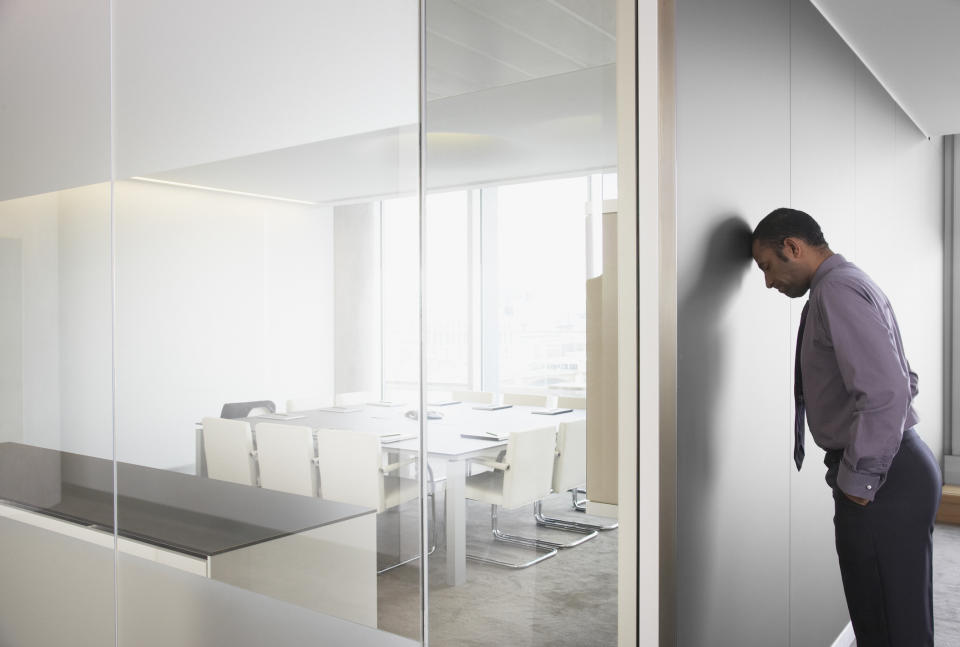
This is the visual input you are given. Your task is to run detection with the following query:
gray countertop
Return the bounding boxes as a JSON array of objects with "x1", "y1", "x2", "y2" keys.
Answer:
[{"x1": 0, "y1": 442, "x2": 373, "y2": 558}]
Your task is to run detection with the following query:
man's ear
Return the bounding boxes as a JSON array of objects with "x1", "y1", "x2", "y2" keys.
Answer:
[{"x1": 782, "y1": 237, "x2": 803, "y2": 259}]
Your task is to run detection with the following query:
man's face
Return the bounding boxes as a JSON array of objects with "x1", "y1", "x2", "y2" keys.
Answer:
[{"x1": 751, "y1": 239, "x2": 811, "y2": 298}]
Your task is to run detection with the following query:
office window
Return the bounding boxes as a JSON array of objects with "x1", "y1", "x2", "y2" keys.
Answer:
[
  {"x1": 493, "y1": 177, "x2": 589, "y2": 391},
  {"x1": 382, "y1": 191, "x2": 471, "y2": 389}
]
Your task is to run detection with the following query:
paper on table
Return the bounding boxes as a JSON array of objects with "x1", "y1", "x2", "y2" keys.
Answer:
[
  {"x1": 460, "y1": 430, "x2": 510, "y2": 441},
  {"x1": 472, "y1": 404, "x2": 512, "y2": 411},
  {"x1": 316, "y1": 406, "x2": 363, "y2": 413},
  {"x1": 530, "y1": 408, "x2": 574, "y2": 416},
  {"x1": 256, "y1": 413, "x2": 306, "y2": 420}
]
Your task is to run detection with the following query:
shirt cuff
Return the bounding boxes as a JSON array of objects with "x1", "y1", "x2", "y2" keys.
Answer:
[{"x1": 836, "y1": 462, "x2": 883, "y2": 501}]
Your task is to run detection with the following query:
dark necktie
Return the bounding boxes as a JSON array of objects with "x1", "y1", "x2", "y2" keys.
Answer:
[{"x1": 794, "y1": 301, "x2": 810, "y2": 471}]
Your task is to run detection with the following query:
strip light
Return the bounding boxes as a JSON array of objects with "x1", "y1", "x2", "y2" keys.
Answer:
[{"x1": 130, "y1": 176, "x2": 319, "y2": 206}]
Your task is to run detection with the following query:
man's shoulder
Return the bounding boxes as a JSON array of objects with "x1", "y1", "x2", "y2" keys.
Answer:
[{"x1": 814, "y1": 261, "x2": 884, "y2": 305}]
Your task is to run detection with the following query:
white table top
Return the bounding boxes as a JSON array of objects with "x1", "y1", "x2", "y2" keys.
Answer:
[{"x1": 246, "y1": 403, "x2": 585, "y2": 458}]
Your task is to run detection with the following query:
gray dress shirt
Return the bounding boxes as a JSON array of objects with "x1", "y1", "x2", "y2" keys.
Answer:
[{"x1": 801, "y1": 254, "x2": 918, "y2": 501}]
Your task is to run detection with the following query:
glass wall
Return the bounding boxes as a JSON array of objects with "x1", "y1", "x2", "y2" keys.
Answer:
[
  {"x1": 421, "y1": 1, "x2": 619, "y2": 645},
  {"x1": 0, "y1": 1, "x2": 621, "y2": 645}
]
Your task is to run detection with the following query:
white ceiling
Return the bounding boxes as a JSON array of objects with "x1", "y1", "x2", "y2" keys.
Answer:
[
  {"x1": 140, "y1": 0, "x2": 617, "y2": 205},
  {"x1": 811, "y1": 0, "x2": 960, "y2": 137},
  {"x1": 426, "y1": 0, "x2": 615, "y2": 100}
]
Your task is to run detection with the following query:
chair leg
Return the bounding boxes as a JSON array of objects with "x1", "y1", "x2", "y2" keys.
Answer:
[
  {"x1": 573, "y1": 487, "x2": 587, "y2": 511},
  {"x1": 566, "y1": 489, "x2": 618, "y2": 529},
  {"x1": 530, "y1": 500, "x2": 599, "y2": 545},
  {"x1": 377, "y1": 469, "x2": 439, "y2": 575},
  {"x1": 466, "y1": 505, "x2": 557, "y2": 569}
]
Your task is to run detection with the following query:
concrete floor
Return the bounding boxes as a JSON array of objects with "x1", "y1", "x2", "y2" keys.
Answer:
[
  {"x1": 934, "y1": 523, "x2": 960, "y2": 646},
  {"x1": 375, "y1": 492, "x2": 619, "y2": 647},
  {"x1": 370, "y1": 507, "x2": 960, "y2": 646}
]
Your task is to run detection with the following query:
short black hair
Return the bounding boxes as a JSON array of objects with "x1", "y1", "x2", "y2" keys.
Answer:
[{"x1": 752, "y1": 208, "x2": 828, "y2": 252}]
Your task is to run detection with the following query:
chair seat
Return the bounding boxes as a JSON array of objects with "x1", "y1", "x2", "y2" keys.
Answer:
[
  {"x1": 383, "y1": 475, "x2": 419, "y2": 511},
  {"x1": 465, "y1": 470, "x2": 506, "y2": 506}
]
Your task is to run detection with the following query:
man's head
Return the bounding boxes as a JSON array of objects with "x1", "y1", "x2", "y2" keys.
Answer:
[{"x1": 751, "y1": 208, "x2": 832, "y2": 298}]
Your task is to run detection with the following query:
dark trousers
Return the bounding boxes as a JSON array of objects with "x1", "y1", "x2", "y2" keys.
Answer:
[{"x1": 829, "y1": 428, "x2": 941, "y2": 646}]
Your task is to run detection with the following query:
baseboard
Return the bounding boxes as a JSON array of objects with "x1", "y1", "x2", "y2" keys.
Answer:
[
  {"x1": 937, "y1": 484, "x2": 960, "y2": 525},
  {"x1": 830, "y1": 621, "x2": 855, "y2": 647}
]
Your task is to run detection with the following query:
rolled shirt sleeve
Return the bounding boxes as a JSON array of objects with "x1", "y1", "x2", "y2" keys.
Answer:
[{"x1": 817, "y1": 281, "x2": 912, "y2": 501}]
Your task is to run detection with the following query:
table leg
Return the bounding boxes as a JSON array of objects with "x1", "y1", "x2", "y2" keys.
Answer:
[{"x1": 445, "y1": 458, "x2": 466, "y2": 586}]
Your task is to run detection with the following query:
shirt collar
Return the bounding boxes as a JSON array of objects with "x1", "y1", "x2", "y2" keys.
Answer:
[{"x1": 810, "y1": 253, "x2": 845, "y2": 292}]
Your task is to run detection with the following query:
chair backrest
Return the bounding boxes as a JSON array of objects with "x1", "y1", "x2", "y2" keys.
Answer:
[
  {"x1": 552, "y1": 420, "x2": 587, "y2": 493},
  {"x1": 286, "y1": 396, "x2": 332, "y2": 413},
  {"x1": 502, "y1": 393, "x2": 550, "y2": 408},
  {"x1": 255, "y1": 423, "x2": 317, "y2": 497},
  {"x1": 315, "y1": 429, "x2": 384, "y2": 512},
  {"x1": 202, "y1": 417, "x2": 257, "y2": 486},
  {"x1": 556, "y1": 396, "x2": 586, "y2": 410},
  {"x1": 451, "y1": 390, "x2": 494, "y2": 404},
  {"x1": 220, "y1": 400, "x2": 276, "y2": 419},
  {"x1": 500, "y1": 426, "x2": 558, "y2": 509},
  {"x1": 334, "y1": 391, "x2": 372, "y2": 407}
]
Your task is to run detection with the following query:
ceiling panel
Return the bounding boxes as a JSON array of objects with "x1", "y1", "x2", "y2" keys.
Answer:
[
  {"x1": 811, "y1": 0, "x2": 960, "y2": 136},
  {"x1": 426, "y1": 0, "x2": 615, "y2": 100}
]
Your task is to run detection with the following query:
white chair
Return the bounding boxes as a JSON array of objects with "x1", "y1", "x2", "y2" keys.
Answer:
[
  {"x1": 334, "y1": 391, "x2": 373, "y2": 407},
  {"x1": 534, "y1": 419, "x2": 616, "y2": 534},
  {"x1": 315, "y1": 428, "x2": 436, "y2": 573},
  {"x1": 220, "y1": 400, "x2": 276, "y2": 419},
  {"x1": 556, "y1": 396, "x2": 586, "y2": 410},
  {"x1": 452, "y1": 390, "x2": 495, "y2": 404},
  {"x1": 464, "y1": 426, "x2": 562, "y2": 568},
  {"x1": 202, "y1": 417, "x2": 257, "y2": 486},
  {"x1": 502, "y1": 393, "x2": 551, "y2": 408},
  {"x1": 286, "y1": 396, "x2": 332, "y2": 413},
  {"x1": 255, "y1": 423, "x2": 318, "y2": 497}
]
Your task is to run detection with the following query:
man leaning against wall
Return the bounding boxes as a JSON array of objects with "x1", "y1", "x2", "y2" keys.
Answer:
[{"x1": 751, "y1": 207, "x2": 941, "y2": 646}]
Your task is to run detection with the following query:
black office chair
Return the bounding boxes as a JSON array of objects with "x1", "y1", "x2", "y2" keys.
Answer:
[{"x1": 220, "y1": 400, "x2": 276, "y2": 419}]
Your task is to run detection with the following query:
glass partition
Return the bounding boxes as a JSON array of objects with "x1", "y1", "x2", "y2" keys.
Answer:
[
  {"x1": 421, "y1": 1, "x2": 620, "y2": 645},
  {"x1": 0, "y1": 2, "x2": 627, "y2": 644},
  {"x1": 111, "y1": 1, "x2": 422, "y2": 644},
  {"x1": 0, "y1": 2, "x2": 116, "y2": 643}
]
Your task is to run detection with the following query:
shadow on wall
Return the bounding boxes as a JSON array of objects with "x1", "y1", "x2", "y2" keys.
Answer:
[{"x1": 677, "y1": 215, "x2": 754, "y2": 645}]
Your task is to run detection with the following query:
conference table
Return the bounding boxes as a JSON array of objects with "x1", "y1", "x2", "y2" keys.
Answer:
[{"x1": 202, "y1": 402, "x2": 586, "y2": 586}]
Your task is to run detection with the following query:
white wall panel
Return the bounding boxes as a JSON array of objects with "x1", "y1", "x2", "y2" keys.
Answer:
[
  {"x1": 333, "y1": 204, "x2": 382, "y2": 398},
  {"x1": 264, "y1": 209, "x2": 336, "y2": 411},
  {"x1": 113, "y1": 181, "x2": 334, "y2": 470},
  {"x1": 676, "y1": 0, "x2": 944, "y2": 645},
  {"x1": 0, "y1": 193, "x2": 63, "y2": 450},
  {"x1": 57, "y1": 185, "x2": 113, "y2": 459},
  {"x1": 0, "y1": 239, "x2": 23, "y2": 444},
  {"x1": 675, "y1": 0, "x2": 791, "y2": 644}
]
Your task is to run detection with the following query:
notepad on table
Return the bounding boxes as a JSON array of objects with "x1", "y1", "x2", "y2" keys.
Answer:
[
  {"x1": 472, "y1": 404, "x2": 512, "y2": 411},
  {"x1": 367, "y1": 400, "x2": 406, "y2": 407},
  {"x1": 460, "y1": 430, "x2": 510, "y2": 441},
  {"x1": 255, "y1": 413, "x2": 306, "y2": 420},
  {"x1": 379, "y1": 432, "x2": 418, "y2": 443},
  {"x1": 316, "y1": 406, "x2": 364, "y2": 413},
  {"x1": 428, "y1": 400, "x2": 461, "y2": 407},
  {"x1": 531, "y1": 408, "x2": 574, "y2": 416}
]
